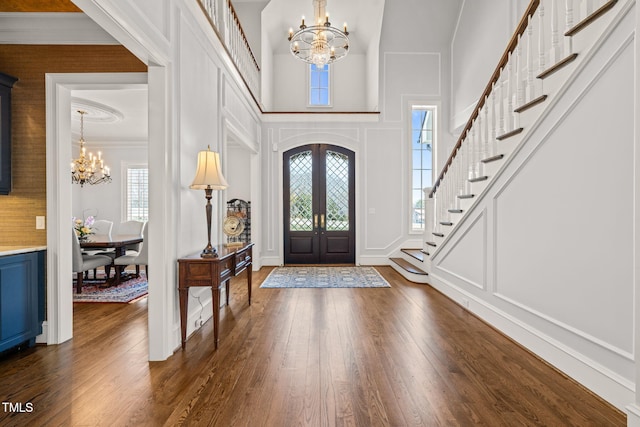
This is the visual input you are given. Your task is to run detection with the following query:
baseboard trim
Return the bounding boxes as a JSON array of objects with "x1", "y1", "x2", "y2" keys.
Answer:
[
  {"x1": 36, "y1": 321, "x2": 48, "y2": 344},
  {"x1": 427, "y1": 272, "x2": 634, "y2": 412},
  {"x1": 626, "y1": 403, "x2": 640, "y2": 426}
]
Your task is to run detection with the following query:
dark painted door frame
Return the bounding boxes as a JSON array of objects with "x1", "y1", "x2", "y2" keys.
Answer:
[{"x1": 283, "y1": 144, "x2": 355, "y2": 264}]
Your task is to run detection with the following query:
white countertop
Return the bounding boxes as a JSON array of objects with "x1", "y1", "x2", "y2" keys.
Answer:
[{"x1": 0, "y1": 246, "x2": 47, "y2": 257}]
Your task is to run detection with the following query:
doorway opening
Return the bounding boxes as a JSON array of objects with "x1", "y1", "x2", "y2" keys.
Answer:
[{"x1": 283, "y1": 144, "x2": 355, "y2": 264}]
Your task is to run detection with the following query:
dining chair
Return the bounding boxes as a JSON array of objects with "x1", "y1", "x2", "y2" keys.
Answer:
[
  {"x1": 84, "y1": 219, "x2": 115, "y2": 278},
  {"x1": 113, "y1": 222, "x2": 149, "y2": 278},
  {"x1": 72, "y1": 229, "x2": 113, "y2": 294},
  {"x1": 118, "y1": 220, "x2": 145, "y2": 254}
]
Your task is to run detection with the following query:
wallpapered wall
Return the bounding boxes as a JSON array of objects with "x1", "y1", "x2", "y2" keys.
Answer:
[{"x1": 0, "y1": 45, "x2": 146, "y2": 246}]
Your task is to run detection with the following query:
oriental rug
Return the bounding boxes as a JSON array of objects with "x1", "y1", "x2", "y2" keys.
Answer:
[
  {"x1": 260, "y1": 266, "x2": 390, "y2": 289},
  {"x1": 73, "y1": 274, "x2": 148, "y2": 303}
]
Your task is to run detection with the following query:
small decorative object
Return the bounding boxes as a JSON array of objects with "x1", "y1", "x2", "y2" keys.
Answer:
[
  {"x1": 223, "y1": 214, "x2": 245, "y2": 248},
  {"x1": 225, "y1": 199, "x2": 251, "y2": 247},
  {"x1": 73, "y1": 215, "x2": 95, "y2": 241},
  {"x1": 190, "y1": 146, "x2": 228, "y2": 258}
]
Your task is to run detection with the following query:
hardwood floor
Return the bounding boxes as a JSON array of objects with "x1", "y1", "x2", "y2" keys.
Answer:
[{"x1": 0, "y1": 267, "x2": 625, "y2": 426}]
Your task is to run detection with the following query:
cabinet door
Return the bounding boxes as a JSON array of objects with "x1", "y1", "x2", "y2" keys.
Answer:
[{"x1": 0, "y1": 253, "x2": 39, "y2": 352}]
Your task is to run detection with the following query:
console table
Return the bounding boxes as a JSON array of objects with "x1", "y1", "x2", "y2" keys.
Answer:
[{"x1": 178, "y1": 242, "x2": 253, "y2": 349}]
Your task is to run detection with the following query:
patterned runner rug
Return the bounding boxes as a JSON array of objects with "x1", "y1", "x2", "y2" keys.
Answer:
[
  {"x1": 73, "y1": 274, "x2": 148, "y2": 303},
  {"x1": 260, "y1": 266, "x2": 390, "y2": 288}
]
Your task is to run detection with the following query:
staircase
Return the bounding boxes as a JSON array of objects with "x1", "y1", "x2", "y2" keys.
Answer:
[{"x1": 391, "y1": 0, "x2": 622, "y2": 282}]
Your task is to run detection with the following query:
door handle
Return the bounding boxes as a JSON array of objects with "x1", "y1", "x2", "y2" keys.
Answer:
[
  {"x1": 320, "y1": 214, "x2": 325, "y2": 229},
  {"x1": 314, "y1": 214, "x2": 318, "y2": 229}
]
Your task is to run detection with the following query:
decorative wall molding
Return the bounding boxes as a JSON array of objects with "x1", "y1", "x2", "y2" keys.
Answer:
[
  {"x1": 434, "y1": 209, "x2": 487, "y2": 291},
  {"x1": 382, "y1": 52, "x2": 441, "y2": 123},
  {"x1": 493, "y1": 292, "x2": 634, "y2": 361},
  {"x1": 278, "y1": 128, "x2": 360, "y2": 145},
  {"x1": 427, "y1": 271, "x2": 635, "y2": 411}
]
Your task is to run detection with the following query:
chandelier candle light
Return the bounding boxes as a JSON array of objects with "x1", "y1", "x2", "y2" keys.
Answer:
[
  {"x1": 190, "y1": 146, "x2": 228, "y2": 258},
  {"x1": 288, "y1": 0, "x2": 349, "y2": 67},
  {"x1": 70, "y1": 110, "x2": 111, "y2": 187}
]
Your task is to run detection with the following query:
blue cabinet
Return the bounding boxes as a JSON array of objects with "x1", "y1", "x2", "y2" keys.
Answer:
[{"x1": 0, "y1": 251, "x2": 44, "y2": 353}]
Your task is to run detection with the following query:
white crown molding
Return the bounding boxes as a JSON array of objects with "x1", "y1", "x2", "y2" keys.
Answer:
[
  {"x1": 0, "y1": 12, "x2": 118, "y2": 44},
  {"x1": 261, "y1": 112, "x2": 380, "y2": 123}
]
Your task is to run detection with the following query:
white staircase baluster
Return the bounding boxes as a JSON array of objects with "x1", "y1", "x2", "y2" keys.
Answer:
[
  {"x1": 483, "y1": 100, "x2": 490, "y2": 167},
  {"x1": 498, "y1": 72, "x2": 505, "y2": 137},
  {"x1": 491, "y1": 85, "x2": 498, "y2": 157},
  {"x1": 516, "y1": 36, "x2": 525, "y2": 110},
  {"x1": 526, "y1": 16, "x2": 534, "y2": 102},
  {"x1": 580, "y1": 0, "x2": 594, "y2": 21},
  {"x1": 565, "y1": 0, "x2": 574, "y2": 54},
  {"x1": 506, "y1": 54, "x2": 514, "y2": 132},
  {"x1": 549, "y1": 0, "x2": 562, "y2": 64},
  {"x1": 538, "y1": 3, "x2": 546, "y2": 96},
  {"x1": 463, "y1": 139, "x2": 471, "y2": 194}
]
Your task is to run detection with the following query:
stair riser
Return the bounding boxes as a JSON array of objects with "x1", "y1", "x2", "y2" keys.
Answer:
[{"x1": 389, "y1": 263, "x2": 430, "y2": 284}]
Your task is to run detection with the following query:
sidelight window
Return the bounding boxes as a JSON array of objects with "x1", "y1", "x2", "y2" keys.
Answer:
[{"x1": 410, "y1": 105, "x2": 436, "y2": 231}]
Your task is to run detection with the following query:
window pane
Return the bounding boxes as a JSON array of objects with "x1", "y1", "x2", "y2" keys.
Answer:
[
  {"x1": 126, "y1": 167, "x2": 149, "y2": 222},
  {"x1": 310, "y1": 89, "x2": 320, "y2": 105},
  {"x1": 412, "y1": 150, "x2": 422, "y2": 169},
  {"x1": 289, "y1": 151, "x2": 313, "y2": 231},
  {"x1": 412, "y1": 170, "x2": 422, "y2": 185},
  {"x1": 309, "y1": 64, "x2": 330, "y2": 106},
  {"x1": 422, "y1": 170, "x2": 433, "y2": 188},
  {"x1": 319, "y1": 89, "x2": 329, "y2": 105},
  {"x1": 319, "y1": 71, "x2": 328, "y2": 87}
]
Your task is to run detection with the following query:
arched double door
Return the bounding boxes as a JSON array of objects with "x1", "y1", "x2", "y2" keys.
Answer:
[{"x1": 283, "y1": 144, "x2": 355, "y2": 264}]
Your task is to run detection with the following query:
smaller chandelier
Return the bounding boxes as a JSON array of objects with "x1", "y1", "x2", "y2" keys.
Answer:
[
  {"x1": 288, "y1": 0, "x2": 349, "y2": 67},
  {"x1": 71, "y1": 110, "x2": 111, "y2": 187}
]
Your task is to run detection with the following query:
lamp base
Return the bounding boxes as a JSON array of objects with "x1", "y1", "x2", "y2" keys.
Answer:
[{"x1": 200, "y1": 245, "x2": 218, "y2": 258}]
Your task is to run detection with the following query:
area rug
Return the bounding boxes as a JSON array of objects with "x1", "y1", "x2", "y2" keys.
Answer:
[
  {"x1": 260, "y1": 266, "x2": 390, "y2": 288},
  {"x1": 73, "y1": 274, "x2": 148, "y2": 303}
]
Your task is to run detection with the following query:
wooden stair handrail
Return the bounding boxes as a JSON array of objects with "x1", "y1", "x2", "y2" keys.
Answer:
[{"x1": 429, "y1": 0, "x2": 539, "y2": 198}]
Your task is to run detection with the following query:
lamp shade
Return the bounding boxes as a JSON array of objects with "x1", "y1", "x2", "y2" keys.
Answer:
[{"x1": 189, "y1": 149, "x2": 228, "y2": 190}]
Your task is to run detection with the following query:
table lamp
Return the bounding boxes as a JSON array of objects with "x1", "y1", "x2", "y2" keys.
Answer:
[{"x1": 190, "y1": 146, "x2": 228, "y2": 257}]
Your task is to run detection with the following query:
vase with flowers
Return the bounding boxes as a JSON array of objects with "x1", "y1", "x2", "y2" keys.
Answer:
[{"x1": 73, "y1": 216, "x2": 95, "y2": 242}]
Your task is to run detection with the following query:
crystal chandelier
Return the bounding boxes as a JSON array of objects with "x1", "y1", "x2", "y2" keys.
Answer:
[
  {"x1": 288, "y1": 0, "x2": 349, "y2": 67},
  {"x1": 71, "y1": 110, "x2": 111, "y2": 187}
]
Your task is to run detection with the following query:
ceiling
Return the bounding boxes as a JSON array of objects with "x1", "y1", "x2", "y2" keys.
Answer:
[
  {"x1": 9, "y1": 0, "x2": 464, "y2": 144},
  {"x1": 70, "y1": 88, "x2": 148, "y2": 144},
  {"x1": 262, "y1": 0, "x2": 385, "y2": 55}
]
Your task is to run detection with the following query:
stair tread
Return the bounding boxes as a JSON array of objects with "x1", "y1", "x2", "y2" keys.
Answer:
[
  {"x1": 496, "y1": 127, "x2": 524, "y2": 141},
  {"x1": 439, "y1": 221, "x2": 453, "y2": 226},
  {"x1": 481, "y1": 154, "x2": 505, "y2": 164},
  {"x1": 565, "y1": 0, "x2": 618, "y2": 37},
  {"x1": 514, "y1": 95, "x2": 548, "y2": 113},
  {"x1": 448, "y1": 209, "x2": 463, "y2": 213},
  {"x1": 400, "y1": 248, "x2": 424, "y2": 262},
  {"x1": 469, "y1": 176, "x2": 488, "y2": 183},
  {"x1": 390, "y1": 258, "x2": 428, "y2": 275},
  {"x1": 433, "y1": 232, "x2": 445, "y2": 237},
  {"x1": 458, "y1": 194, "x2": 475, "y2": 199},
  {"x1": 537, "y1": 53, "x2": 578, "y2": 79},
  {"x1": 426, "y1": 241, "x2": 437, "y2": 247}
]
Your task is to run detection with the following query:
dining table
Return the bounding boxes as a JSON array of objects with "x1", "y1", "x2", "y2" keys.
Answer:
[{"x1": 80, "y1": 234, "x2": 143, "y2": 284}]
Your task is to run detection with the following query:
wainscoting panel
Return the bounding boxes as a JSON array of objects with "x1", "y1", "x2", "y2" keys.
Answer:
[{"x1": 434, "y1": 210, "x2": 487, "y2": 291}]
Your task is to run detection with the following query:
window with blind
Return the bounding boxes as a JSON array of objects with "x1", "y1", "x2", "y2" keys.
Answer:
[{"x1": 125, "y1": 166, "x2": 149, "y2": 222}]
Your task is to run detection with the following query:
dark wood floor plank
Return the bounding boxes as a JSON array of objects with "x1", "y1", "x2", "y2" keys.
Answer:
[{"x1": 0, "y1": 266, "x2": 626, "y2": 426}]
